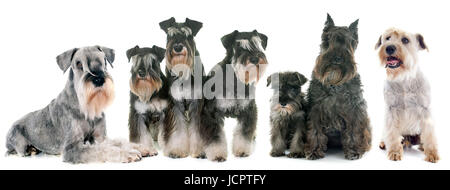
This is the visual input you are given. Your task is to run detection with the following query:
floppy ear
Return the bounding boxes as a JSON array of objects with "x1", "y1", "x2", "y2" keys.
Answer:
[
  {"x1": 126, "y1": 45, "x2": 139, "y2": 62},
  {"x1": 221, "y1": 30, "x2": 239, "y2": 50},
  {"x1": 152, "y1": 45, "x2": 166, "y2": 62},
  {"x1": 416, "y1": 34, "x2": 428, "y2": 51},
  {"x1": 295, "y1": 72, "x2": 308, "y2": 86},
  {"x1": 266, "y1": 74, "x2": 272, "y2": 87},
  {"x1": 185, "y1": 18, "x2": 203, "y2": 36},
  {"x1": 375, "y1": 35, "x2": 382, "y2": 50},
  {"x1": 253, "y1": 30, "x2": 268, "y2": 50},
  {"x1": 159, "y1": 17, "x2": 176, "y2": 34},
  {"x1": 324, "y1": 13, "x2": 335, "y2": 31},
  {"x1": 56, "y1": 48, "x2": 78, "y2": 73},
  {"x1": 97, "y1": 46, "x2": 115, "y2": 68},
  {"x1": 349, "y1": 19, "x2": 359, "y2": 40}
]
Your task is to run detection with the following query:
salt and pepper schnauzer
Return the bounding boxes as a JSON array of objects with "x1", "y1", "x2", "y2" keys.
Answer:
[
  {"x1": 159, "y1": 17, "x2": 206, "y2": 158},
  {"x1": 200, "y1": 30, "x2": 268, "y2": 161},
  {"x1": 305, "y1": 14, "x2": 372, "y2": 160},
  {"x1": 375, "y1": 28, "x2": 439, "y2": 163},
  {"x1": 6, "y1": 46, "x2": 147, "y2": 163},
  {"x1": 127, "y1": 45, "x2": 168, "y2": 157},
  {"x1": 267, "y1": 72, "x2": 308, "y2": 158}
]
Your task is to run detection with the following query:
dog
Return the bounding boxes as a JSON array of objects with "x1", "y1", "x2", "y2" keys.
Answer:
[
  {"x1": 267, "y1": 72, "x2": 308, "y2": 158},
  {"x1": 375, "y1": 28, "x2": 439, "y2": 163},
  {"x1": 305, "y1": 14, "x2": 372, "y2": 160},
  {"x1": 158, "y1": 17, "x2": 206, "y2": 158},
  {"x1": 6, "y1": 46, "x2": 147, "y2": 163},
  {"x1": 127, "y1": 45, "x2": 168, "y2": 157},
  {"x1": 200, "y1": 30, "x2": 268, "y2": 161}
]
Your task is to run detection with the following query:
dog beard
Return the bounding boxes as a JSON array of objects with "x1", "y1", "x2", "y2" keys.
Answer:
[
  {"x1": 130, "y1": 77, "x2": 162, "y2": 102},
  {"x1": 166, "y1": 44, "x2": 194, "y2": 79},
  {"x1": 77, "y1": 77, "x2": 115, "y2": 120},
  {"x1": 273, "y1": 103, "x2": 296, "y2": 116},
  {"x1": 314, "y1": 56, "x2": 356, "y2": 85},
  {"x1": 232, "y1": 56, "x2": 267, "y2": 85}
]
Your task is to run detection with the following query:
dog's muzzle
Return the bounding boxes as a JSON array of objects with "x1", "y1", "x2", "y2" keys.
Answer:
[{"x1": 86, "y1": 72, "x2": 106, "y2": 87}]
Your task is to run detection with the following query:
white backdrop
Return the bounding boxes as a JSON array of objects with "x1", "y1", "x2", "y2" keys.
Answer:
[{"x1": 0, "y1": 0, "x2": 448, "y2": 170}]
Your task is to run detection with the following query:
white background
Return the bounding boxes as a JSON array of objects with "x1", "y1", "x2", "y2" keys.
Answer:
[{"x1": 0, "y1": 0, "x2": 448, "y2": 170}]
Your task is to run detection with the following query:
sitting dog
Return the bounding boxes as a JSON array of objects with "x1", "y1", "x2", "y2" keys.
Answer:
[
  {"x1": 375, "y1": 28, "x2": 439, "y2": 163},
  {"x1": 127, "y1": 45, "x2": 168, "y2": 157},
  {"x1": 6, "y1": 46, "x2": 146, "y2": 163},
  {"x1": 305, "y1": 14, "x2": 372, "y2": 160},
  {"x1": 158, "y1": 17, "x2": 206, "y2": 158},
  {"x1": 200, "y1": 30, "x2": 268, "y2": 161},
  {"x1": 267, "y1": 72, "x2": 308, "y2": 158}
]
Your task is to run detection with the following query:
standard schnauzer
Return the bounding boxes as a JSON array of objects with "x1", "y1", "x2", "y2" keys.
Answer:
[
  {"x1": 267, "y1": 72, "x2": 308, "y2": 158},
  {"x1": 200, "y1": 30, "x2": 268, "y2": 161},
  {"x1": 127, "y1": 45, "x2": 168, "y2": 157},
  {"x1": 375, "y1": 28, "x2": 439, "y2": 163},
  {"x1": 158, "y1": 17, "x2": 206, "y2": 158},
  {"x1": 6, "y1": 46, "x2": 147, "y2": 163},
  {"x1": 305, "y1": 14, "x2": 372, "y2": 160}
]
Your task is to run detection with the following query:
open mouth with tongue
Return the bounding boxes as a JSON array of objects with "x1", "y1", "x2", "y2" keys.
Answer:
[{"x1": 386, "y1": 56, "x2": 402, "y2": 69}]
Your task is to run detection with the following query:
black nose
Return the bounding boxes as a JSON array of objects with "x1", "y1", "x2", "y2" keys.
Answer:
[
  {"x1": 249, "y1": 57, "x2": 259, "y2": 64},
  {"x1": 280, "y1": 102, "x2": 287, "y2": 106},
  {"x1": 386, "y1": 45, "x2": 396, "y2": 55},
  {"x1": 173, "y1": 44, "x2": 183, "y2": 53},
  {"x1": 138, "y1": 70, "x2": 146, "y2": 78},
  {"x1": 92, "y1": 76, "x2": 105, "y2": 87},
  {"x1": 334, "y1": 56, "x2": 343, "y2": 63}
]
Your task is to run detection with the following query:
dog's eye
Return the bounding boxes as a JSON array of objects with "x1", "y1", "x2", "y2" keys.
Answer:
[
  {"x1": 76, "y1": 61, "x2": 82, "y2": 70},
  {"x1": 386, "y1": 36, "x2": 391, "y2": 41},
  {"x1": 402, "y1": 37, "x2": 409, "y2": 44}
]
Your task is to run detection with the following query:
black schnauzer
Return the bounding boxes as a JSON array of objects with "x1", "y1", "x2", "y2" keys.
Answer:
[
  {"x1": 305, "y1": 14, "x2": 371, "y2": 160},
  {"x1": 159, "y1": 17, "x2": 206, "y2": 158},
  {"x1": 267, "y1": 72, "x2": 308, "y2": 158},
  {"x1": 127, "y1": 45, "x2": 168, "y2": 157},
  {"x1": 200, "y1": 30, "x2": 268, "y2": 161}
]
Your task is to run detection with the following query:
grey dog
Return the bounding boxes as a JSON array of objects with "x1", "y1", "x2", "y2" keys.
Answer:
[
  {"x1": 267, "y1": 72, "x2": 308, "y2": 158},
  {"x1": 6, "y1": 46, "x2": 146, "y2": 163},
  {"x1": 305, "y1": 14, "x2": 372, "y2": 160}
]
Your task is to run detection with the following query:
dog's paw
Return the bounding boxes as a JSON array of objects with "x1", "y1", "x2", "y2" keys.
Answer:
[
  {"x1": 211, "y1": 156, "x2": 227, "y2": 162},
  {"x1": 287, "y1": 151, "x2": 305, "y2": 158},
  {"x1": 388, "y1": 150, "x2": 402, "y2": 161},
  {"x1": 425, "y1": 150, "x2": 439, "y2": 163},
  {"x1": 192, "y1": 152, "x2": 206, "y2": 159},
  {"x1": 122, "y1": 149, "x2": 142, "y2": 163},
  {"x1": 306, "y1": 151, "x2": 325, "y2": 160},
  {"x1": 233, "y1": 151, "x2": 250, "y2": 158},
  {"x1": 379, "y1": 142, "x2": 386, "y2": 150},
  {"x1": 168, "y1": 152, "x2": 188, "y2": 159},
  {"x1": 270, "y1": 150, "x2": 285, "y2": 157},
  {"x1": 345, "y1": 152, "x2": 363, "y2": 160}
]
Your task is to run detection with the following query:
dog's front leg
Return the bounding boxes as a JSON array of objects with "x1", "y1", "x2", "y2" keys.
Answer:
[
  {"x1": 341, "y1": 111, "x2": 372, "y2": 160},
  {"x1": 384, "y1": 112, "x2": 403, "y2": 161},
  {"x1": 270, "y1": 125, "x2": 287, "y2": 157},
  {"x1": 420, "y1": 117, "x2": 439, "y2": 163},
  {"x1": 305, "y1": 110, "x2": 328, "y2": 160},
  {"x1": 287, "y1": 124, "x2": 306, "y2": 158},
  {"x1": 201, "y1": 102, "x2": 228, "y2": 162},
  {"x1": 129, "y1": 114, "x2": 158, "y2": 157},
  {"x1": 232, "y1": 102, "x2": 257, "y2": 157}
]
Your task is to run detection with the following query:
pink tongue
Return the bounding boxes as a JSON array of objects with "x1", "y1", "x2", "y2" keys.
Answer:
[{"x1": 387, "y1": 60, "x2": 399, "y2": 65}]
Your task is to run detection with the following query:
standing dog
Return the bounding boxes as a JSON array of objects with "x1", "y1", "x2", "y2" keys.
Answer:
[
  {"x1": 127, "y1": 45, "x2": 168, "y2": 157},
  {"x1": 6, "y1": 46, "x2": 146, "y2": 163},
  {"x1": 158, "y1": 17, "x2": 206, "y2": 158},
  {"x1": 375, "y1": 28, "x2": 439, "y2": 163},
  {"x1": 267, "y1": 72, "x2": 308, "y2": 158},
  {"x1": 200, "y1": 30, "x2": 268, "y2": 161},
  {"x1": 305, "y1": 14, "x2": 372, "y2": 160}
]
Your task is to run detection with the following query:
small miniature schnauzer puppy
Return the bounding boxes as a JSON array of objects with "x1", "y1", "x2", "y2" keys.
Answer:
[
  {"x1": 127, "y1": 45, "x2": 168, "y2": 157},
  {"x1": 375, "y1": 28, "x2": 439, "y2": 163},
  {"x1": 6, "y1": 46, "x2": 147, "y2": 163},
  {"x1": 200, "y1": 30, "x2": 268, "y2": 161},
  {"x1": 305, "y1": 14, "x2": 372, "y2": 160},
  {"x1": 158, "y1": 17, "x2": 206, "y2": 158},
  {"x1": 267, "y1": 72, "x2": 308, "y2": 158}
]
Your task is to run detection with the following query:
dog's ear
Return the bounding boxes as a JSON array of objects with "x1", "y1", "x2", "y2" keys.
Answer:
[
  {"x1": 56, "y1": 48, "x2": 78, "y2": 73},
  {"x1": 416, "y1": 34, "x2": 428, "y2": 51},
  {"x1": 295, "y1": 72, "x2": 308, "y2": 86},
  {"x1": 349, "y1": 19, "x2": 359, "y2": 40},
  {"x1": 97, "y1": 46, "x2": 115, "y2": 68},
  {"x1": 152, "y1": 45, "x2": 166, "y2": 62},
  {"x1": 185, "y1": 18, "x2": 203, "y2": 36},
  {"x1": 266, "y1": 74, "x2": 272, "y2": 87},
  {"x1": 253, "y1": 30, "x2": 268, "y2": 50},
  {"x1": 324, "y1": 13, "x2": 335, "y2": 31},
  {"x1": 159, "y1": 17, "x2": 176, "y2": 34},
  {"x1": 221, "y1": 30, "x2": 239, "y2": 50},
  {"x1": 126, "y1": 45, "x2": 140, "y2": 62},
  {"x1": 375, "y1": 35, "x2": 382, "y2": 50}
]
